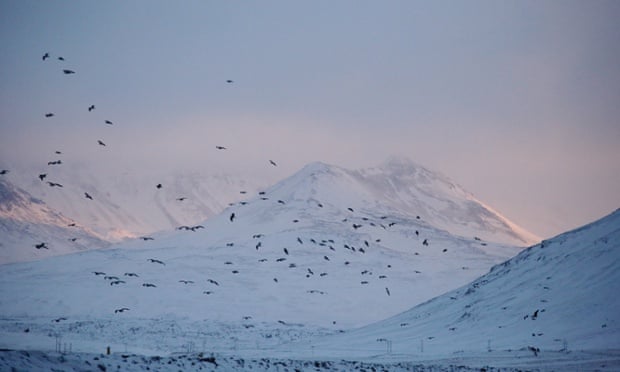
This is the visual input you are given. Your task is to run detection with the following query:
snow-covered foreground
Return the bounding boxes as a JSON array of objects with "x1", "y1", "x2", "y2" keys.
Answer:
[
  {"x1": 1, "y1": 348, "x2": 618, "y2": 371},
  {"x1": 290, "y1": 209, "x2": 620, "y2": 369}
]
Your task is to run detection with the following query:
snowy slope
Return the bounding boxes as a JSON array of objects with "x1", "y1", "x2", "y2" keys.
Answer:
[
  {"x1": 305, "y1": 208, "x2": 620, "y2": 358},
  {"x1": 0, "y1": 179, "x2": 109, "y2": 264},
  {"x1": 0, "y1": 161, "x2": 526, "y2": 356},
  {"x1": 8, "y1": 164, "x2": 268, "y2": 241},
  {"x1": 354, "y1": 157, "x2": 540, "y2": 246}
]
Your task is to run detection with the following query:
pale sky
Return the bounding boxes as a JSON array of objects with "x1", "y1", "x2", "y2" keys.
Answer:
[{"x1": 1, "y1": 0, "x2": 619, "y2": 238}]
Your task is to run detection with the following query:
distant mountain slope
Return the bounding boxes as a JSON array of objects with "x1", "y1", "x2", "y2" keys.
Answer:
[
  {"x1": 308, "y1": 208, "x2": 620, "y2": 357},
  {"x1": 8, "y1": 158, "x2": 538, "y2": 246},
  {"x1": 9, "y1": 166, "x2": 268, "y2": 240},
  {"x1": 0, "y1": 179, "x2": 109, "y2": 264}
]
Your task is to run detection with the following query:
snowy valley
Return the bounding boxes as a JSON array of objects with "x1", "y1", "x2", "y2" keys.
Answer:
[{"x1": 1, "y1": 159, "x2": 618, "y2": 370}]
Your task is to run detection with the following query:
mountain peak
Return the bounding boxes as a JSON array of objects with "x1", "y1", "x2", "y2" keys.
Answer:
[{"x1": 260, "y1": 159, "x2": 538, "y2": 246}]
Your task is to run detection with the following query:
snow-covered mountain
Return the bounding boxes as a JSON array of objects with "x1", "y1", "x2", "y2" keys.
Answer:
[
  {"x1": 270, "y1": 157, "x2": 539, "y2": 246},
  {"x1": 0, "y1": 179, "x2": 109, "y2": 264},
  {"x1": 306, "y1": 208, "x2": 620, "y2": 358},
  {"x1": 0, "y1": 159, "x2": 531, "y2": 355},
  {"x1": 7, "y1": 157, "x2": 538, "y2": 247}
]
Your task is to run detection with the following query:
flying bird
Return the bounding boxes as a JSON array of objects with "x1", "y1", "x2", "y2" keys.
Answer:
[
  {"x1": 226, "y1": 79, "x2": 233, "y2": 83},
  {"x1": 45, "y1": 113, "x2": 54, "y2": 118},
  {"x1": 35, "y1": 242, "x2": 48, "y2": 249},
  {"x1": 207, "y1": 279, "x2": 219, "y2": 286},
  {"x1": 57, "y1": 56, "x2": 65, "y2": 61},
  {"x1": 97, "y1": 140, "x2": 106, "y2": 146},
  {"x1": 114, "y1": 308, "x2": 130, "y2": 313},
  {"x1": 92, "y1": 271, "x2": 105, "y2": 276},
  {"x1": 62, "y1": 69, "x2": 75, "y2": 74},
  {"x1": 176, "y1": 197, "x2": 187, "y2": 201},
  {"x1": 215, "y1": 146, "x2": 227, "y2": 150},
  {"x1": 269, "y1": 160, "x2": 277, "y2": 167},
  {"x1": 42, "y1": 52, "x2": 50, "y2": 61},
  {"x1": 47, "y1": 181, "x2": 63, "y2": 187},
  {"x1": 139, "y1": 236, "x2": 154, "y2": 241},
  {"x1": 156, "y1": 183, "x2": 162, "y2": 189},
  {"x1": 385, "y1": 287, "x2": 391, "y2": 296},
  {"x1": 104, "y1": 120, "x2": 113, "y2": 125},
  {"x1": 147, "y1": 258, "x2": 165, "y2": 265},
  {"x1": 0, "y1": 170, "x2": 8, "y2": 175},
  {"x1": 88, "y1": 105, "x2": 95, "y2": 112},
  {"x1": 179, "y1": 280, "x2": 194, "y2": 284},
  {"x1": 47, "y1": 160, "x2": 62, "y2": 165},
  {"x1": 84, "y1": 192, "x2": 93, "y2": 200},
  {"x1": 55, "y1": 150, "x2": 62, "y2": 154},
  {"x1": 229, "y1": 212, "x2": 235, "y2": 222}
]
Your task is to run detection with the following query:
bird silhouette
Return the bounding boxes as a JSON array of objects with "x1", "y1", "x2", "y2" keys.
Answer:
[
  {"x1": 0, "y1": 170, "x2": 8, "y2": 175},
  {"x1": 269, "y1": 160, "x2": 277, "y2": 167},
  {"x1": 47, "y1": 160, "x2": 62, "y2": 165},
  {"x1": 156, "y1": 183, "x2": 162, "y2": 189},
  {"x1": 57, "y1": 56, "x2": 65, "y2": 61},
  {"x1": 62, "y1": 69, "x2": 75, "y2": 74},
  {"x1": 215, "y1": 146, "x2": 227, "y2": 150},
  {"x1": 45, "y1": 113, "x2": 54, "y2": 118},
  {"x1": 139, "y1": 236, "x2": 154, "y2": 241},
  {"x1": 88, "y1": 105, "x2": 95, "y2": 112},
  {"x1": 229, "y1": 212, "x2": 235, "y2": 222},
  {"x1": 84, "y1": 192, "x2": 93, "y2": 200},
  {"x1": 42, "y1": 52, "x2": 50, "y2": 61},
  {"x1": 176, "y1": 197, "x2": 187, "y2": 201},
  {"x1": 226, "y1": 80, "x2": 233, "y2": 83},
  {"x1": 35, "y1": 242, "x2": 48, "y2": 249},
  {"x1": 104, "y1": 120, "x2": 113, "y2": 125},
  {"x1": 114, "y1": 308, "x2": 130, "y2": 313},
  {"x1": 47, "y1": 181, "x2": 63, "y2": 187},
  {"x1": 147, "y1": 258, "x2": 165, "y2": 265},
  {"x1": 97, "y1": 140, "x2": 106, "y2": 146},
  {"x1": 55, "y1": 150, "x2": 62, "y2": 154}
]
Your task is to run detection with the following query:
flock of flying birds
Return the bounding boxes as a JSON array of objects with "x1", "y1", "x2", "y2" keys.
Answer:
[
  {"x1": 85, "y1": 184, "x2": 436, "y2": 320},
  {"x1": 2, "y1": 52, "x2": 440, "y2": 322},
  {"x1": 0, "y1": 51, "x2": 280, "y2": 251}
]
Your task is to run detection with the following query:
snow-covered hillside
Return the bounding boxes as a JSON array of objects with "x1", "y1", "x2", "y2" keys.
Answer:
[
  {"x1": 305, "y1": 208, "x2": 620, "y2": 358},
  {"x1": 8, "y1": 164, "x2": 268, "y2": 241},
  {"x1": 0, "y1": 179, "x2": 109, "y2": 264}
]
